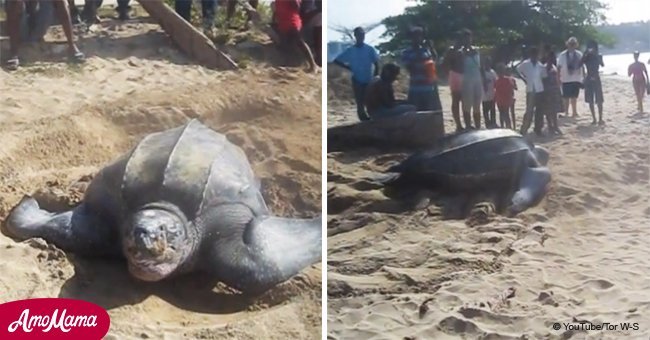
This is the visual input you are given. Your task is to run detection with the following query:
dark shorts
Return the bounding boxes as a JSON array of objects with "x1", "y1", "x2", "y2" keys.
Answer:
[
  {"x1": 562, "y1": 82, "x2": 582, "y2": 98},
  {"x1": 584, "y1": 77, "x2": 604, "y2": 104}
]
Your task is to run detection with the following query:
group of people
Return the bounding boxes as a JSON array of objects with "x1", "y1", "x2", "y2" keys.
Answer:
[
  {"x1": 334, "y1": 26, "x2": 650, "y2": 137},
  {"x1": 3, "y1": 0, "x2": 322, "y2": 72},
  {"x1": 333, "y1": 26, "x2": 442, "y2": 121}
]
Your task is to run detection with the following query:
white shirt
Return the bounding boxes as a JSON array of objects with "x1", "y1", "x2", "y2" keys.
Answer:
[
  {"x1": 517, "y1": 59, "x2": 547, "y2": 93},
  {"x1": 482, "y1": 69, "x2": 497, "y2": 101},
  {"x1": 557, "y1": 49, "x2": 584, "y2": 83}
]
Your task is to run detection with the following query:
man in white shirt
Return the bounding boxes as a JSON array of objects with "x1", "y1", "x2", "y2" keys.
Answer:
[
  {"x1": 516, "y1": 47, "x2": 547, "y2": 136},
  {"x1": 557, "y1": 37, "x2": 584, "y2": 117}
]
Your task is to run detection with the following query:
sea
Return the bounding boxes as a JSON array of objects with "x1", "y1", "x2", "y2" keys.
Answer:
[{"x1": 602, "y1": 52, "x2": 650, "y2": 77}]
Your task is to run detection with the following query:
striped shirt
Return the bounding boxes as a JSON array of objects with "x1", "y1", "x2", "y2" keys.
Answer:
[{"x1": 401, "y1": 46, "x2": 437, "y2": 92}]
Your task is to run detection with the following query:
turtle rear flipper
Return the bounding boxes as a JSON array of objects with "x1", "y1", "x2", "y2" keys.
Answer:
[{"x1": 203, "y1": 204, "x2": 322, "y2": 295}]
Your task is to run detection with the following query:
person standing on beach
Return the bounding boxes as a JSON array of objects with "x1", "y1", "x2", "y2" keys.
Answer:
[
  {"x1": 517, "y1": 47, "x2": 547, "y2": 136},
  {"x1": 4, "y1": 0, "x2": 84, "y2": 70},
  {"x1": 540, "y1": 50, "x2": 563, "y2": 134},
  {"x1": 70, "y1": 0, "x2": 131, "y2": 22},
  {"x1": 174, "y1": 0, "x2": 217, "y2": 31},
  {"x1": 225, "y1": 0, "x2": 259, "y2": 29},
  {"x1": 365, "y1": 63, "x2": 417, "y2": 119},
  {"x1": 272, "y1": 0, "x2": 318, "y2": 73},
  {"x1": 400, "y1": 26, "x2": 443, "y2": 114},
  {"x1": 628, "y1": 51, "x2": 648, "y2": 113},
  {"x1": 582, "y1": 40, "x2": 605, "y2": 125},
  {"x1": 459, "y1": 29, "x2": 484, "y2": 129},
  {"x1": 299, "y1": 0, "x2": 322, "y2": 66},
  {"x1": 557, "y1": 37, "x2": 584, "y2": 118},
  {"x1": 494, "y1": 63, "x2": 516, "y2": 129},
  {"x1": 333, "y1": 27, "x2": 380, "y2": 121},
  {"x1": 442, "y1": 34, "x2": 465, "y2": 131},
  {"x1": 481, "y1": 56, "x2": 497, "y2": 128}
]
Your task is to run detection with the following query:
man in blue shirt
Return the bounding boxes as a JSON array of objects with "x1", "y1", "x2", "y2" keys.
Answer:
[
  {"x1": 400, "y1": 26, "x2": 442, "y2": 114},
  {"x1": 333, "y1": 27, "x2": 380, "y2": 121}
]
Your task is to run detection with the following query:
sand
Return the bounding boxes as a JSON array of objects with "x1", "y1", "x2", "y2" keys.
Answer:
[
  {"x1": 0, "y1": 13, "x2": 322, "y2": 340},
  {"x1": 327, "y1": 71, "x2": 650, "y2": 339}
]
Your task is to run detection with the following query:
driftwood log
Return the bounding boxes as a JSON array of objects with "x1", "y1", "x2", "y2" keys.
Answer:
[
  {"x1": 327, "y1": 111, "x2": 446, "y2": 152},
  {"x1": 135, "y1": 0, "x2": 238, "y2": 70}
]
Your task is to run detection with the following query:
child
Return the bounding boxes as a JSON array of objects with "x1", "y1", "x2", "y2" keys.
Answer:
[
  {"x1": 541, "y1": 50, "x2": 564, "y2": 134},
  {"x1": 494, "y1": 63, "x2": 516, "y2": 129},
  {"x1": 481, "y1": 57, "x2": 498, "y2": 128},
  {"x1": 628, "y1": 51, "x2": 648, "y2": 113}
]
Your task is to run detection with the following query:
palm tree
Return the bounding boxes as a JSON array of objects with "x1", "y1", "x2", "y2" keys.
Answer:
[{"x1": 328, "y1": 21, "x2": 382, "y2": 43}]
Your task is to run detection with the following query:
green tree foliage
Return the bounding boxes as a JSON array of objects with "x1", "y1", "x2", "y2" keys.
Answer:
[{"x1": 379, "y1": 0, "x2": 615, "y2": 64}]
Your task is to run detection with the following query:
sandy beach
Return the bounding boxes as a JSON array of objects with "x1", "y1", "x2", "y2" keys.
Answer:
[
  {"x1": 0, "y1": 12, "x2": 321, "y2": 340},
  {"x1": 327, "y1": 71, "x2": 650, "y2": 339}
]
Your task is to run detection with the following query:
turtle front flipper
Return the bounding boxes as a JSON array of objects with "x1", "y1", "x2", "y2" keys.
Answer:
[
  {"x1": 507, "y1": 167, "x2": 551, "y2": 216},
  {"x1": 3, "y1": 196, "x2": 119, "y2": 257},
  {"x1": 203, "y1": 204, "x2": 322, "y2": 295}
]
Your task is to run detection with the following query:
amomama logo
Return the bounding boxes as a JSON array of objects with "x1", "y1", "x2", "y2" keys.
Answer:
[{"x1": 0, "y1": 298, "x2": 110, "y2": 340}]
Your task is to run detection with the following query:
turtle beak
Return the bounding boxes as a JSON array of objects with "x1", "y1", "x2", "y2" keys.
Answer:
[{"x1": 133, "y1": 226, "x2": 167, "y2": 257}]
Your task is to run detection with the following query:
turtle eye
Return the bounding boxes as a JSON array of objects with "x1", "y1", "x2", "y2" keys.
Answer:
[{"x1": 158, "y1": 224, "x2": 165, "y2": 232}]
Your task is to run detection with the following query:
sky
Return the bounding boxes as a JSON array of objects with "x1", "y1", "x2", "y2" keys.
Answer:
[{"x1": 327, "y1": 0, "x2": 650, "y2": 43}]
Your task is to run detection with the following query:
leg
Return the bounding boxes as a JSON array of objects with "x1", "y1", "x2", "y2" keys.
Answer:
[
  {"x1": 482, "y1": 101, "x2": 490, "y2": 128},
  {"x1": 472, "y1": 82, "x2": 482, "y2": 129},
  {"x1": 313, "y1": 24, "x2": 322, "y2": 66},
  {"x1": 596, "y1": 80, "x2": 604, "y2": 124},
  {"x1": 511, "y1": 99, "x2": 516, "y2": 130},
  {"x1": 562, "y1": 83, "x2": 570, "y2": 117},
  {"x1": 352, "y1": 80, "x2": 369, "y2": 121},
  {"x1": 5, "y1": 0, "x2": 24, "y2": 69},
  {"x1": 201, "y1": 0, "x2": 216, "y2": 30},
  {"x1": 507, "y1": 166, "x2": 551, "y2": 216},
  {"x1": 571, "y1": 97, "x2": 578, "y2": 117},
  {"x1": 461, "y1": 83, "x2": 473, "y2": 129},
  {"x1": 533, "y1": 93, "x2": 544, "y2": 135},
  {"x1": 175, "y1": 0, "x2": 192, "y2": 21},
  {"x1": 451, "y1": 92, "x2": 463, "y2": 131},
  {"x1": 51, "y1": 0, "x2": 84, "y2": 61},
  {"x1": 68, "y1": 0, "x2": 80, "y2": 23},
  {"x1": 520, "y1": 93, "x2": 534, "y2": 135},
  {"x1": 291, "y1": 30, "x2": 317, "y2": 72},
  {"x1": 552, "y1": 113, "x2": 562, "y2": 134},
  {"x1": 499, "y1": 104, "x2": 511, "y2": 129},
  {"x1": 247, "y1": 0, "x2": 259, "y2": 24},
  {"x1": 586, "y1": 82, "x2": 596, "y2": 123},
  {"x1": 5, "y1": 196, "x2": 119, "y2": 257},
  {"x1": 203, "y1": 204, "x2": 321, "y2": 295},
  {"x1": 226, "y1": 0, "x2": 236, "y2": 23},
  {"x1": 25, "y1": 0, "x2": 37, "y2": 35},
  {"x1": 489, "y1": 101, "x2": 496, "y2": 127},
  {"x1": 116, "y1": 0, "x2": 131, "y2": 20},
  {"x1": 431, "y1": 85, "x2": 443, "y2": 114},
  {"x1": 81, "y1": 0, "x2": 98, "y2": 23}
]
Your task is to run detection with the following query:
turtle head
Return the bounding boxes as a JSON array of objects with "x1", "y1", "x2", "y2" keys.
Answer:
[
  {"x1": 533, "y1": 146, "x2": 549, "y2": 166},
  {"x1": 122, "y1": 204, "x2": 192, "y2": 282}
]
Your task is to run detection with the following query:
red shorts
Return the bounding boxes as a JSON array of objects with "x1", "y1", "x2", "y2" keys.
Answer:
[{"x1": 275, "y1": 1, "x2": 303, "y2": 33}]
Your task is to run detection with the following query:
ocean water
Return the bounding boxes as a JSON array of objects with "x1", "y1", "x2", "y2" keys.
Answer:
[{"x1": 602, "y1": 52, "x2": 650, "y2": 76}]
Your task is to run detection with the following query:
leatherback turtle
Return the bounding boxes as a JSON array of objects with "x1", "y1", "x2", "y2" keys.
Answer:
[
  {"x1": 382, "y1": 129, "x2": 551, "y2": 215},
  {"x1": 4, "y1": 119, "x2": 322, "y2": 295}
]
